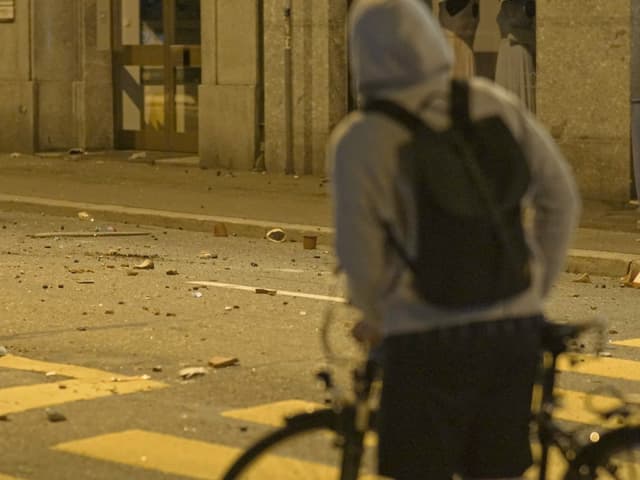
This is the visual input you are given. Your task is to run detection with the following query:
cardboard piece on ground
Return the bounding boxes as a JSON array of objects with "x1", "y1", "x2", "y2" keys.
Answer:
[{"x1": 208, "y1": 357, "x2": 239, "y2": 369}]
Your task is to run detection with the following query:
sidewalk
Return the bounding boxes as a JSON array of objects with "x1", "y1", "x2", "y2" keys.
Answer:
[{"x1": 0, "y1": 151, "x2": 639, "y2": 277}]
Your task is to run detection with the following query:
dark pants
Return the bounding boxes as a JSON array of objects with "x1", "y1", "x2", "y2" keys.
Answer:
[{"x1": 377, "y1": 316, "x2": 543, "y2": 480}]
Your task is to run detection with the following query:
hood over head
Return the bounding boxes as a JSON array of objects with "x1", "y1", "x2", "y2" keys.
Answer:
[{"x1": 349, "y1": 0, "x2": 454, "y2": 99}]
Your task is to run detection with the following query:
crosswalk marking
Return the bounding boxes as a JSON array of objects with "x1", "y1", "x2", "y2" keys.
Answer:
[
  {"x1": 553, "y1": 388, "x2": 635, "y2": 427},
  {"x1": 557, "y1": 354, "x2": 640, "y2": 382},
  {"x1": 222, "y1": 399, "x2": 379, "y2": 447},
  {"x1": 53, "y1": 430, "x2": 383, "y2": 480},
  {"x1": 0, "y1": 354, "x2": 120, "y2": 380},
  {"x1": 221, "y1": 399, "x2": 325, "y2": 427},
  {"x1": 612, "y1": 338, "x2": 640, "y2": 348},
  {"x1": 0, "y1": 354, "x2": 167, "y2": 415}
]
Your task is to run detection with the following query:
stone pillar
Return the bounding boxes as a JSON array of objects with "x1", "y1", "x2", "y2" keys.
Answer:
[
  {"x1": 0, "y1": 1, "x2": 36, "y2": 152},
  {"x1": 631, "y1": 2, "x2": 640, "y2": 197},
  {"x1": 264, "y1": 0, "x2": 348, "y2": 175},
  {"x1": 32, "y1": 0, "x2": 78, "y2": 150},
  {"x1": 537, "y1": 0, "x2": 632, "y2": 202},
  {"x1": 32, "y1": 0, "x2": 113, "y2": 151},
  {"x1": 77, "y1": 0, "x2": 114, "y2": 149},
  {"x1": 199, "y1": 0, "x2": 259, "y2": 170}
]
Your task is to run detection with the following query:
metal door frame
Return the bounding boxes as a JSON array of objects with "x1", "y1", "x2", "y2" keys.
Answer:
[{"x1": 112, "y1": 0, "x2": 201, "y2": 152}]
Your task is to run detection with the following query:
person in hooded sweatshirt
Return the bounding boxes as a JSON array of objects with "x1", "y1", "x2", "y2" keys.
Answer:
[{"x1": 327, "y1": 0, "x2": 580, "y2": 479}]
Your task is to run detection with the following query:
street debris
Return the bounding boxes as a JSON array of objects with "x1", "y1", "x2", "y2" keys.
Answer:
[
  {"x1": 250, "y1": 262, "x2": 258, "y2": 267},
  {"x1": 45, "y1": 408, "x2": 67, "y2": 422},
  {"x1": 179, "y1": 367, "x2": 207, "y2": 379},
  {"x1": 209, "y1": 356, "x2": 239, "y2": 369},
  {"x1": 76, "y1": 280, "x2": 95, "y2": 285},
  {"x1": 129, "y1": 151, "x2": 147, "y2": 161},
  {"x1": 66, "y1": 267, "x2": 94, "y2": 274},
  {"x1": 45, "y1": 371, "x2": 58, "y2": 377},
  {"x1": 152, "y1": 366, "x2": 163, "y2": 372},
  {"x1": 9, "y1": 152, "x2": 20, "y2": 158},
  {"x1": 77, "y1": 211, "x2": 93, "y2": 221},
  {"x1": 166, "y1": 269, "x2": 179, "y2": 276},
  {"x1": 266, "y1": 228, "x2": 287, "y2": 243},
  {"x1": 224, "y1": 306, "x2": 233, "y2": 311},
  {"x1": 198, "y1": 251, "x2": 218, "y2": 259},
  {"x1": 99, "y1": 250, "x2": 160, "y2": 259},
  {"x1": 68, "y1": 147, "x2": 86, "y2": 156},
  {"x1": 0, "y1": 345, "x2": 8, "y2": 357},
  {"x1": 255, "y1": 288, "x2": 277, "y2": 296},
  {"x1": 30, "y1": 231, "x2": 150, "y2": 239},
  {"x1": 76, "y1": 326, "x2": 88, "y2": 331},
  {"x1": 299, "y1": 311, "x2": 307, "y2": 316},
  {"x1": 192, "y1": 291, "x2": 203, "y2": 298},
  {"x1": 213, "y1": 222, "x2": 228, "y2": 237},
  {"x1": 573, "y1": 273, "x2": 592, "y2": 284},
  {"x1": 133, "y1": 258, "x2": 155, "y2": 270},
  {"x1": 598, "y1": 351, "x2": 613, "y2": 358},
  {"x1": 303, "y1": 235, "x2": 318, "y2": 250}
]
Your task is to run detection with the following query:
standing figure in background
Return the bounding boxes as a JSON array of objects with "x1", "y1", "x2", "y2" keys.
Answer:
[
  {"x1": 495, "y1": 0, "x2": 536, "y2": 112},
  {"x1": 438, "y1": 0, "x2": 479, "y2": 79}
]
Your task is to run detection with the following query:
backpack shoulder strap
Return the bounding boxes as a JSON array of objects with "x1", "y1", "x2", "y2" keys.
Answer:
[{"x1": 450, "y1": 79, "x2": 473, "y2": 138}]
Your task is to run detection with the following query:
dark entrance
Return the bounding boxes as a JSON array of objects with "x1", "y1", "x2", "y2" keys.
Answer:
[{"x1": 113, "y1": 0, "x2": 201, "y2": 152}]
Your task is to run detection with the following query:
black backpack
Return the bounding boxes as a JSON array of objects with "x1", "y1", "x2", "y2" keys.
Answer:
[{"x1": 364, "y1": 80, "x2": 531, "y2": 308}]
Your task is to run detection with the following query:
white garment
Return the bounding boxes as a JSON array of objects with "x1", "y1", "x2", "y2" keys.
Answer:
[
  {"x1": 495, "y1": 0, "x2": 536, "y2": 112},
  {"x1": 439, "y1": 0, "x2": 479, "y2": 79}
]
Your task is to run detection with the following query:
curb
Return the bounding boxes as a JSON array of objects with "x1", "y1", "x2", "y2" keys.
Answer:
[
  {"x1": 0, "y1": 194, "x2": 636, "y2": 278},
  {"x1": 0, "y1": 194, "x2": 333, "y2": 245},
  {"x1": 566, "y1": 249, "x2": 640, "y2": 278}
]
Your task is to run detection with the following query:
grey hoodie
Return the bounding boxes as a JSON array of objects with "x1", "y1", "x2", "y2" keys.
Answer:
[{"x1": 327, "y1": 0, "x2": 581, "y2": 337}]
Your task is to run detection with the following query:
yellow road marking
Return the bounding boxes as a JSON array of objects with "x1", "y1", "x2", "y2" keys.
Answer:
[
  {"x1": 0, "y1": 355, "x2": 167, "y2": 415},
  {"x1": 222, "y1": 400, "x2": 378, "y2": 447},
  {"x1": 0, "y1": 378, "x2": 166, "y2": 416},
  {"x1": 0, "y1": 354, "x2": 116, "y2": 380},
  {"x1": 612, "y1": 338, "x2": 640, "y2": 348},
  {"x1": 222, "y1": 400, "x2": 325, "y2": 427},
  {"x1": 557, "y1": 354, "x2": 640, "y2": 382},
  {"x1": 0, "y1": 474, "x2": 24, "y2": 480},
  {"x1": 552, "y1": 388, "x2": 636, "y2": 427},
  {"x1": 525, "y1": 446, "x2": 568, "y2": 479},
  {"x1": 53, "y1": 430, "x2": 384, "y2": 480}
]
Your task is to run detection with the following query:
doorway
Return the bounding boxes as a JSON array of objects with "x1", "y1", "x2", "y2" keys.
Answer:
[{"x1": 113, "y1": 0, "x2": 201, "y2": 152}]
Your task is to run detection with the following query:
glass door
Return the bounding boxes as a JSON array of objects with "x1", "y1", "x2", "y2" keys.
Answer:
[{"x1": 113, "y1": 0, "x2": 201, "y2": 152}]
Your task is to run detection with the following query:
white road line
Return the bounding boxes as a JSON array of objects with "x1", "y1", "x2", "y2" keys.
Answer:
[{"x1": 187, "y1": 280, "x2": 346, "y2": 303}]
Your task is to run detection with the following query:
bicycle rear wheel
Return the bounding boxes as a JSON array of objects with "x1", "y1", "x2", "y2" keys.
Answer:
[
  {"x1": 565, "y1": 427, "x2": 640, "y2": 479},
  {"x1": 222, "y1": 407, "x2": 379, "y2": 480}
]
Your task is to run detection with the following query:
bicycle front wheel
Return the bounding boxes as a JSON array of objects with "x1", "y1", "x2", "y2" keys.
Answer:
[
  {"x1": 565, "y1": 427, "x2": 640, "y2": 479},
  {"x1": 222, "y1": 407, "x2": 379, "y2": 480}
]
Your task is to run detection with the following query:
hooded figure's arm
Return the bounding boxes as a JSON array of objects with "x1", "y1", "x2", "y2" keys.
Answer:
[
  {"x1": 520, "y1": 109, "x2": 581, "y2": 295},
  {"x1": 328, "y1": 127, "x2": 386, "y2": 329}
]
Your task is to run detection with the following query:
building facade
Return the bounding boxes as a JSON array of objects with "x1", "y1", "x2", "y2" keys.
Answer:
[{"x1": 0, "y1": 0, "x2": 636, "y2": 201}]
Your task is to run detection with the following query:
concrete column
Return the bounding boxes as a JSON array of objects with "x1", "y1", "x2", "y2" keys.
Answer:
[
  {"x1": 631, "y1": 2, "x2": 640, "y2": 197},
  {"x1": 0, "y1": 1, "x2": 35, "y2": 152},
  {"x1": 264, "y1": 0, "x2": 348, "y2": 175},
  {"x1": 32, "y1": 0, "x2": 79, "y2": 150},
  {"x1": 77, "y1": 0, "x2": 114, "y2": 149},
  {"x1": 31, "y1": 0, "x2": 112, "y2": 151},
  {"x1": 199, "y1": 0, "x2": 259, "y2": 171},
  {"x1": 537, "y1": 0, "x2": 632, "y2": 202}
]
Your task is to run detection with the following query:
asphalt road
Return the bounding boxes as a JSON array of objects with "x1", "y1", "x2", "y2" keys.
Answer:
[{"x1": 1, "y1": 211, "x2": 640, "y2": 479}]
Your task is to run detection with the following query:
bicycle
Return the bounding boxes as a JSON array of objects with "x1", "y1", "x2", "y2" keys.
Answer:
[{"x1": 222, "y1": 319, "x2": 640, "y2": 479}]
